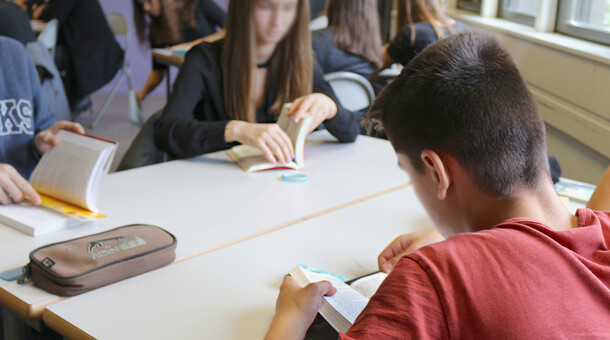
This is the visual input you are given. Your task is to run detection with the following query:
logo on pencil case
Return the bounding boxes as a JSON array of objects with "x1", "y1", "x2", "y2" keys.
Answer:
[
  {"x1": 41, "y1": 257, "x2": 55, "y2": 268},
  {"x1": 86, "y1": 236, "x2": 147, "y2": 260}
]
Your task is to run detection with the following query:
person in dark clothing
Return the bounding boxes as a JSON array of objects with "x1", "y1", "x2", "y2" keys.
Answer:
[
  {"x1": 133, "y1": 0, "x2": 226, "y2": 104},
  {"x1": 0, "y1": 0, "x2": 36, "y2": 44},
  {"x1": 311, "y1": 0, "x2": 382, "y2": 79},
  {"x1": 33, "y1": 0, "x2": 123, "y2": 110},
  {"x1": 153, "y1": 0, "x2": 359, "y2": 162},
  {"x1": 377, "y1": 0, "x2": 465, "y2": 71}
]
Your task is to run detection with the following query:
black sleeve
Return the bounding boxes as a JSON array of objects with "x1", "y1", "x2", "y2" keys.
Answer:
[
  {"x1": 39, "y1": 0, "x2": 77, "y2": 24},
  {"x1": 153, "y1": 46, "x2": 234, "y2": 158},
  {"x1": 201, "y1": 0, "x2": 226, "y2": 28},
  {"x1": 312, "y1": 62, "x2": 359, "y2": 143},
  {"x1": 387, "y1": 26, "x2": 417, "y2": 66}
]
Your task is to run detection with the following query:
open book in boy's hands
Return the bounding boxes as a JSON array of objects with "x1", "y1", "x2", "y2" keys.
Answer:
[
  {"x1": 289, "y1": 264, "x2": 388, "y2": 334},
  {"x1": 0, "y1": 130, "x2": 116, "y2": 236},
  {"x1": 227, "y1": 103, "x2": 313, "y2": 172}
]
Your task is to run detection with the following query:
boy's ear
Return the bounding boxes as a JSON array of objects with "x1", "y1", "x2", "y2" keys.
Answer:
[{"x1": 420, "y1": 150, "x2": 451, "y2": 200}]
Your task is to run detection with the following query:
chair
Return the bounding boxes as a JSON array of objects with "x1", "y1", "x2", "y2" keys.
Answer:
[
  {"x1": 90, "y1": 13, "x2": 143, "y2": 128},
  {"x1": 37, "y1": 18, "x2": 59, "y2": 59},
  {"x1": 309, "y1": 15, "x2": 328, "y2": 31},
  {"x1": 324, "y1": 71, "x2": 375, "y2": 112},
  {"x1": 117, "y1": 110, "x2": 167, "y2": 171}
]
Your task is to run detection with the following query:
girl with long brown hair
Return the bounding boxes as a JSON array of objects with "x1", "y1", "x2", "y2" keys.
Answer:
[
  {"x1": 312, "y1": 0, "x2": 383, "y2": 78},
  {"x1": 379, "y1": 0, "x2": 466, "y2": 69},
  {"x1": 133, "y1": 0, "x2": 226, "y2": 104},
  {"x1": 154, "y1": 0, "x2": 359, "y2": 163}
]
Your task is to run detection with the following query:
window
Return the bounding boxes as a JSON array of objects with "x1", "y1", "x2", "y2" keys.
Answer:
[
  {"x1": 498, "y1": 0, "x2": 539, "y2": 25},
  {"x1": 457, "y1": 0, "x2": 482, "y2": 13},
  {"x1": 557, "y1": 0, "x2": 610, "y2": 45}
]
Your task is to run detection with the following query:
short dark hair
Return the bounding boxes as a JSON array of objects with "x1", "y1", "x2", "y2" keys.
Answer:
[{"x1": 365, "y1": 31, "x2": 548, "y2": 197}]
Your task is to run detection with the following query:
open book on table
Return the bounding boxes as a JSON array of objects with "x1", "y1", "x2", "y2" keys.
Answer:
[
  {"x1": 226, "y1": 103, "x2": 313, "y2": 172},
  {"x1": 289, "y1": 264, "x2": 388, "y2": 334},
  {"x1": 0, "y1": 130, "x2": 116, "y2": 236}
]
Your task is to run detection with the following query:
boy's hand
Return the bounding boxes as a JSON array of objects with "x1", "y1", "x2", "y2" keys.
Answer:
[
  {"x1": 378, "y1": 229, "x2": 445, "y2": 273},
  {"x1": 0, "y1": 164, "x2": 41, "y2": 205},
  {"x1": 265, "y1": 275, "x2": 337, "y2": 340},
  {"x1": 288, "y1": 93, "x2": 337, "y2": 133},
  {"x1": 34, "y1": 121, "x2": 85, "y2": 155}
]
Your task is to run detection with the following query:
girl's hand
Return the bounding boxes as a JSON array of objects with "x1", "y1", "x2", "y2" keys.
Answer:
[
  {"x1": 225, "y1": 121, "x2": 294, "y2": 164},
  {"x1": 288, "y1": 93, "x2": 338, "y2": 133}
]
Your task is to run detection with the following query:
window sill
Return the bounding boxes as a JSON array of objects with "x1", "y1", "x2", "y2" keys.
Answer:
[{"x1": 448, "y1": 9, "x2": 610, "y2": 66}]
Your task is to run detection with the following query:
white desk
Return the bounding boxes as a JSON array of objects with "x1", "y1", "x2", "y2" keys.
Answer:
[
  {"x1": 44, "y1": 186, "x2": 433, "y2": 339},
  {"x1": 0, "y1": 132, "x2": 407, "y2": 321}
]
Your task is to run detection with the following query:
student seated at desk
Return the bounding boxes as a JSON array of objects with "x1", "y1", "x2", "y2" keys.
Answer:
[
  {"x1": 311, "y1": 0, "x2": 383, "y2": 79},
  {"x1": 375, "y1": 0, "x2": 466, "y2": 76},
  {"x1": 0, "y1": 36, "x2": 84, "y2": 205},
  {"x1": 133, "y1": 0, "x2": 226, "y2": 105},
  {"x1": 265, "y1": 32, "x2": 610, "y2": 339},
  {"x1": 154, "y1": 0, "x2": 359, "y2": 163},
  {"x1": 32, "y1": 0, "x2": 123, "y2": 113}
]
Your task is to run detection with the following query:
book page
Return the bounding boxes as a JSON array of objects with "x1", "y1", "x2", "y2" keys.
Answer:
[
  {"x1": 29, "y1": 131, "x2": 115, "y2": 211},
  {"x1": 290, "y1": 266, "x2": 369, "y2": 333},
  {"x1": 349, "y1": 272, "x2": 388, "y2": 299}
]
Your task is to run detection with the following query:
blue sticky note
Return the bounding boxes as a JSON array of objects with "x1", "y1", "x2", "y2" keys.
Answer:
[{"x1": 281, "y1": 173, "x2": 308, "y2": 183}]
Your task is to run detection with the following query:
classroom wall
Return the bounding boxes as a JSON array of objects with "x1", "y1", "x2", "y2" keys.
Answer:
[
  {"x1": 97, "y1": 0, "x2": 228, "y2": 97},
  {"x1": 453, "y1": 15, "x2": 610, "y2": 184}
]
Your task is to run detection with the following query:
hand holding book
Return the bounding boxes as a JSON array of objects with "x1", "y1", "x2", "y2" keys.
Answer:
[{"x1": 288, "y1": 93, "x2": 338, "y2": 133}]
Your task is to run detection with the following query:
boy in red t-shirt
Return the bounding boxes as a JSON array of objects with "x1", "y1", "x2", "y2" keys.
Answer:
[{"x1": 265, "y1": 31, "x2": 610, "y2": 339}]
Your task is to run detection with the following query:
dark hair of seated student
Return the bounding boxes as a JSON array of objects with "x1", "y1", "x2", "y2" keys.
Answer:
[
  {"x1": 312, "y1": 0, "x2": 382, "y2": 78},
  {"x1": 153, "y1": 0, "x2": 359, "y2": 161},
  {"x1": 0, "y1": 0, "x2": 36, "y2": 45},
  {"x1": 382, "y1": 0, "x2": 466, "y2": 68}
]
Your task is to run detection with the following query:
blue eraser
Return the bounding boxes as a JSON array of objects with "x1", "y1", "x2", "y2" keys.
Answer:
[
  {"x1": 0, "y1": 267, "x2": 24, "y2": 281},
  {"x1": 281, "y1": 173, "x2": 308, "y2": 182}
]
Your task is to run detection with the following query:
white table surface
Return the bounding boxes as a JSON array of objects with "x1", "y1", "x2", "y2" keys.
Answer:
[
  {"x1": 44, "y1": 185, "x2": 433, "y2": 340},
  {"x1": 0, "y1": 132, "x2": 407, "y2": 319}
]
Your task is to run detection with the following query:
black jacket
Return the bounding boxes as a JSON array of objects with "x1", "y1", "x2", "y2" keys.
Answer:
[
  {"x1": 41, "y1": 0, "x2": 123, "y2": 100},
  {"x1": 154, "y1": 39, "x2": 359, "y2": 159},
  {"x1": 312, "y1": 27, "x2": 376, "y2": 79}
]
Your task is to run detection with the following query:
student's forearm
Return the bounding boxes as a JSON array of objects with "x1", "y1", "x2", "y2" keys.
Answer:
[
  {"x1": 138, "y1": 70, "x2": 164, "y2": 98},
  {"x1": 265, "y1": 313, "x2": 309, "y2": 340}
]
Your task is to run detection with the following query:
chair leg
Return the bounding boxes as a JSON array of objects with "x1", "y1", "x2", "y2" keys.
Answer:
[
  {"x1": 125, "y1": 65, "x2": 143, "y2": 125},
  {"x1": 90, "y1": 71, "x2": 125, "y2": 128}
]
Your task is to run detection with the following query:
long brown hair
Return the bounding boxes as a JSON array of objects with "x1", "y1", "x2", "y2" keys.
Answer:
[
  {"x1": 222, "y1": 0, "x2": 313, "y2": 122},
  {"x1": 396, "y1": 0, "x2": 460, "y2": 43},
  {"x1": 326, "y1": 0, "x2": 383, "y2": 68},
  {"x1": 133, "y1": 0, "x2": 196, "y2": 46}
]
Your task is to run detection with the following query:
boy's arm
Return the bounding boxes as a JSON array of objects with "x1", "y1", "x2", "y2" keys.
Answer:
[
  {"x1": 0, "y1": 164, "x2": 40, "y2": 205},
  {"x1": 265, "y1": 276, "x2": 336, "y2": 340},
  {"x1": 378, "y1": 228, "x2": 444, "y2": 273},
  {"x1": 587, "y1": 166, "x2": 610, "y2": 211}
]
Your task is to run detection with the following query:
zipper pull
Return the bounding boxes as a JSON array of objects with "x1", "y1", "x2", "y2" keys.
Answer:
[{"x1": 17, "y1": 264, "x2": 31, "y2": 284}]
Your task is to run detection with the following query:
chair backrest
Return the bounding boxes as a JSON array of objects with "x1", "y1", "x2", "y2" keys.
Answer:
[
  {"x1": 37, "y1": 18, "x2": 59, "y2": 55},
  {"x1": 106, "y1": 13, "x2": 130, "y2": 66},
  {"x1": 324, "y1": 71, "x2": 375, "y2": 112},
  {"x1": 106, "y1": 13, "x2": 128, "y2": 36},
  {"x1": 309, "y1": 15, "x2": 328, "y2": 31}
]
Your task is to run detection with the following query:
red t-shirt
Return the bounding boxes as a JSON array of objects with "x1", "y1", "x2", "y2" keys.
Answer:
[{"x1": 341, "y1": 209, "x2": 610, "y2": 339}]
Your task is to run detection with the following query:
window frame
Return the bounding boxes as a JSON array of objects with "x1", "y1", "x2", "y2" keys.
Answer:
[
  {"x1": 457, "y1": 0, "x2": 482, "y2": 13},
  {"x1": 556, "y1": 0, "x2": 610, "y2": 46},
  {"x1": 497, "y1": 0, "x2": 538, "y2": 26}
]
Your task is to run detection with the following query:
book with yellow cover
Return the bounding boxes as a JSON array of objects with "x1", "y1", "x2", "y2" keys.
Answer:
[{"x1": 0, "y1": 131, "x2": 116, "y2": 236}]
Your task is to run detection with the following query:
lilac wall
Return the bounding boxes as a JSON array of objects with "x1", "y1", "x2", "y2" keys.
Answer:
[{"x1": 98, "y1": 0, "x2": 228, "y2": 96}]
